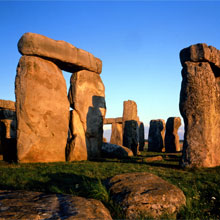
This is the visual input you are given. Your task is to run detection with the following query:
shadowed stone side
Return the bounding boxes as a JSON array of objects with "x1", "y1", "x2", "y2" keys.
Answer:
[
  {"x1": 68, "y1": 70, "x2": 106, "y2": 159},
  {"x1": 0, "y1": 190, "x2": 112, "y2": 219},
  {"x1": 15, "y1": 56, "x2": 69, "y2": 163},
  {"x1": 148, "y1": 119, "x2": 165, "y2": 152},
  {"x1": 139, "y1": 122, "x2": 145, "y2": 151},
  {"x1": 165, "y1": 117, "x2": 181, "y2": 152},
  {"x1": 180, "y1": 59, "x2": 220, "y2": 167},
  {"x1": 122, "y1": 100, "x2": 139, "y2": 155}
]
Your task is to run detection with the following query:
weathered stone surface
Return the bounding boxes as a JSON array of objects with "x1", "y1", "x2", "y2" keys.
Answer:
[
  {"x1": 180, "y1": 61, "x2": 220, "y2": 167},
  {"x1": 122, "y1": 100, "x2": 139, "y2": 156},
  {"x1": 0, "y1": 190, "x2": 112, "y2": 219},
  {"x1": 18, "y1": 32, "x2": 102, "y2": 74},
  {"x1": 68, "y1": 70, "x2": 106, "y2": 159},
  {"x1": 123, "y1": 120, "x2": 139, "y2": 156},
  {"x1": 102, "y1": 142, "x2": 133, "y2": 159},
  {"x1": 180, "y1": 43, "x2": 220, "y2": 68},
  {"x1": 123, "y1": 100, "x2": 138, "y2": 122},
  {"x1": 66, "y1": 110, "x2": 87, "y2": 161},
  {"x1": 15, "y1": 55, "x2": 69, "y2": 163},
  {"x1": 139, "y1": 122, "x2": 145, "y2": 151},
  {"x1": 0, "y1": 100, "x2": 15, "y2": 110},
  {"x1": 0, "y1": 102, "x2": 17, "y2": 162},
  {"x1": 107, "y1": 172, "x2": 186, "y2": 219},
  {"x1": 110, "y1": 122, "x2": 123, "y2": 146},
  {"x1": 148, "y1": 119, "x2": 165, "y2": 152},
  {"x1": 165, "y1": 117, "x2": 181, "y2": 153},
  {"x1": 104, "y1": 117, "x2": 123, "y2": 124}
]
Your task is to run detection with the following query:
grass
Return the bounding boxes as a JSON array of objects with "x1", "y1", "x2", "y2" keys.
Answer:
[{"x1": 0, "y1": 147, "x2": 220, "y2": 219}]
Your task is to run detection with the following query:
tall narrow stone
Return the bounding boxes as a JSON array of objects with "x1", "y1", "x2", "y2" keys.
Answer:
[
  {"x1": 139, "y1": 122, "x2": 145, "y2": 151},
  {"x1": 66, "y1": 110, "x2": 87, "y2": 161},
  {"x1": 68, "y1": 70, "x2": 106, "y2": 159},
  {"x1": 148, "y1": 119, "x2": 165, "y2": 152},
  {"x1": 180, "y1": 44, "x2": 220, "y2": 167},
  {"x1": 165, "y1": 117, "x2": 181, "y2": 153},
  {"x1": 122, "y1": 100, "x2": 139, "y2": 155},
  {"x1": 15, "y1": 56, "x2": 69, "y2": 163},
  {"x1": 110, "y1": 122, "x2": 123, "y2": 146}
]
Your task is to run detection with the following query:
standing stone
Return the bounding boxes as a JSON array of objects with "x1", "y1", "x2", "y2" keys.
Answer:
[
  {"x1": 110, "y1": 122, "x2": 123, "y2": 146},
  {"x1": 148, "y1": 119, "x2": 165, "y2": 152},
  {"x1": 139, "y1": 122, "x2": 145, "y2": 151},
  {"x1": 165, "y1": 117, "x2": 181, "y2": 152},
  {"x1": 68, "y1": 70, "x2": 106, "y2": 159},
  {"x1": 15, "y1": 56, "x2": 69, "y2": 163},
  {"x1": 66, "y1": 110, "x2": 87, "y2": 161},
  {"x1": 122, "y1": 100, "x2": 139, "y2": 155},
  {"x1": 180, "y1": 44, "x2": 220, "y2": 167},
  {"x1": 0, "y1": 100, "x2": 17, "y2": 162}
]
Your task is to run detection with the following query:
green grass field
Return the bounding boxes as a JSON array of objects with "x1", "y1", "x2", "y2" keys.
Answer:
[{"x1": 0, "y1": 149, "x2": 219, "y2": 219}]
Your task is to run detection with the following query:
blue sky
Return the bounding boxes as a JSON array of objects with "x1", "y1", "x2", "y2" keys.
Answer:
[{"x1": 1, "y1": 1, "x2": 220, "y2": 139}]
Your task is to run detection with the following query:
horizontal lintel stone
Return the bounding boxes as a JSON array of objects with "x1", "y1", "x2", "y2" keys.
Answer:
[
  {"x1": 104, "y1": 117, "x2": 123, "y2": 124},
  {"x1": 18, "y1": 32, "x2": 102, "y2": 74}
]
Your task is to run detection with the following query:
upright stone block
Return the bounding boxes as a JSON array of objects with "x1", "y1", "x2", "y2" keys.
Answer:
[
  {"x1": 0, "y1": 100, "x2": 17, "y2": 162},
  {"x1": 68, "y1": 70, "x2": 106, "y2": 159},
  {"x1": 66, "y1": 110, "x2": 87, "y2": 161},
  {"x1": 139, "y1": 122, "x2": 145, "y2": 151},
  {"x1": 148, "y1": 119, "x2": 165, "y2": 152},
  {"x1": 110, "y1": 122, "x2": 123, "y2": 146},
  {"x1": 180, "y1": 44, "x2": 220, "y2": 167},
  {"x1": 122, "y1": 100, "x2": 139, "y2": 155},
  {"x1": 165, "y1": 117, "x2": 181, "y2": 153},
  {"x1": 15, "y1": 56, "x2": 69, "y2": 163}
]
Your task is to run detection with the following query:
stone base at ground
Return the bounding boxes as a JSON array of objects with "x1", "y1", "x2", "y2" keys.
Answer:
[
  {"x1": 102, "y1": 142, "x2": 133, "y2": 159},
  {"x1": 107, "y1": 172, "x2": 186, "y2": 219},
  {"x1": 0, "y1": 190, "x2": 112, "y2": 219}
]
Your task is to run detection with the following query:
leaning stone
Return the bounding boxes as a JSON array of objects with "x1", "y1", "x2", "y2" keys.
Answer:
[
  {"x1": 180, "y1": 61, "x2": 220, "y2": 167},
  {"x1": 110, "y1": 122, "x2": 123, "y2": 146},
  {"x1": 102, "y1": 142, "x2": 133, "y2": 159},
  {"x1": 165, "y1": 117, "x2": 181, "y2": 152},
  {"x1": 107, "y1": 172, "x2": 186, "y2": 219},
  {"x1": 0, "y1": 190, "x2": 112, "y2": 219},
  {"x1": 15, "y1": 56, "x2": 69, "y2": 163},
  {"x1": 148, "y1": 119, "x2": 165, "y2": 152},
  {"x1": 68, "y1": 70, "x2": 106, "y2": 159},
  {"x1": 18, "y1": 32, "x2": 102, "y2": 74},
  {"x1": 0, "y1": 100, "x2": 15, "y2": 110},
  {"x1": 66, "y1": 110, "x2": 87, "y2": 161},
  {"x1": 180, "y1": 43, "x2": 220, "y2": 68}
]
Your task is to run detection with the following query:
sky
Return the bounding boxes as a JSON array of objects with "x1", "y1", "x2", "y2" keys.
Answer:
[{"x1": 1, "y1": 1, "x2": 220, "y2": 140}]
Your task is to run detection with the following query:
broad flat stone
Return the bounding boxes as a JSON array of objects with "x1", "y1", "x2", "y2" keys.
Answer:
[
  {"x1": 102, "y1": 142, "x2": 133, "y2": 159},
  {"x1": 0, "y1": 100, "x2": 15, "y2": 110},
  {"x1": 15, "y1": 55, "x2": 69, "y2": 163},
  {"x1": 0, "y1": 190, "x2": 112, "y2": 219},
  {"x1": 180, "y1": 61, "x2": 220, "y2": 167},
  {"x1": 104, "y1": 117, "x2": 123, "y2": 124},
  {"x1": 68, "y1": 70, "x2": 106, "y2": 159},
  {"x1": 107, "y1": 172, "x2": 186, "y2": 219},
  {"x1": 66, "y1": 110, "x2": 87, "y2": 161},
  {"x1": 18, "y1": 32, "x2": 102, "y2": 74}
]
